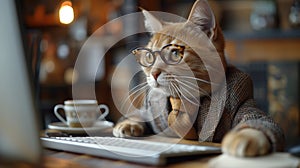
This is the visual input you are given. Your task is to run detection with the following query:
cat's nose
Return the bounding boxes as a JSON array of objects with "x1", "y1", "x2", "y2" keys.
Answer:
[{"x1": 152, "y1": 71, "x2": 161, "y2": 81}]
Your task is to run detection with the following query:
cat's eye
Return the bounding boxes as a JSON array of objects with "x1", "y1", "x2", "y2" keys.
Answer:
[
  {"x1": 132, "y1": 49, "x2": 155, "y2": 67},
  {"x1": 131, "y1": 44, "x2": 185, "y2": 67},
  {"x1": 162, "y1": 47, "x2": 183, "y2": 64},
  {"x1": 143, "y1": 52, "x2": 155, "y2": 65},
  {"x1": 171, "y1": 49, "x2": 181, "y2": 61}
]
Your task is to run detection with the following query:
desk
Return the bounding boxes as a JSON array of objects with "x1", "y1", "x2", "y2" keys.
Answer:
[
  {"x1": 43, "y1": 149, "x2": 300, "y2": 168},
  {"x1": 43, "y1": 150, "x2": 215, "y2": 168}
]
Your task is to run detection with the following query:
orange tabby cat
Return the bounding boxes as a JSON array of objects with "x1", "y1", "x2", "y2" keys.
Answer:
[{"x1": 113, "y1": 0, "x2": 284, "y2": 157}]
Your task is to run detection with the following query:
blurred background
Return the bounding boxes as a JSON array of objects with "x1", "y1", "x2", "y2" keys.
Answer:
[{"x1": 18, "y1": 0, "x2": 299, "y2": 149}]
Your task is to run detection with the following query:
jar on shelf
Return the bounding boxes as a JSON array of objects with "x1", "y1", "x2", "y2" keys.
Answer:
[
  {"x1": 250, "y1": 0, "x2": 278, "y2": 31},
  {"x1": 289, "y1": 0, "x2": 300, "y2": 28}
]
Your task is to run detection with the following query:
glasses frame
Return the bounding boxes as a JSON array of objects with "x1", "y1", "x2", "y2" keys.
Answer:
[{"x1": 132, "y1": 44, "x2": 185, "y2": 67}]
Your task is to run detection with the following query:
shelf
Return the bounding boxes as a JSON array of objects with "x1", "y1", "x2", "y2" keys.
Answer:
[
  {"x1": 223, "y1": 30, "x2": 300, "y2": 63},
  {"x1": 224, "y1": 29, "x2": 300, "y2": 40}
]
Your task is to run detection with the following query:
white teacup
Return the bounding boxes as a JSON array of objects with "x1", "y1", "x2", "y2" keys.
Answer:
[{"x1": 54, "y1": 100, "x2": 109, "y2": 128}]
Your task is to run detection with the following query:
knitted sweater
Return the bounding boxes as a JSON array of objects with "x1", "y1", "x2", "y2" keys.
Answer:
[{"x1": 128, "y1": 66, "x2": 285, "y2": 151}]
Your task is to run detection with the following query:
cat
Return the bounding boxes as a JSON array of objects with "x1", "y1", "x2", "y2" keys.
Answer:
[{"x1": 113, "y1": 0, "x2": 284, "y2": 157}]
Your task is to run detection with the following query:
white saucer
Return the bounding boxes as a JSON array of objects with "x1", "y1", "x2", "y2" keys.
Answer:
[{"x1": 48, "y1": 121, "x2": 114, "y2": 134}]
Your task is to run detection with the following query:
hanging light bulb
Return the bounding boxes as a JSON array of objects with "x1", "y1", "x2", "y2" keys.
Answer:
[{"x1": 59, "y1": 1, "x2": 74, "y2": 24}]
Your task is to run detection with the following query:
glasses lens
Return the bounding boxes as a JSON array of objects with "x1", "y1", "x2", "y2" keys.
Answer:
[
  {"x1": 161, "y1": 45, "x2": 184, "y2": 65},
  {"x1": 132, "y1": 49, "x2": 155, "y2": 67}
]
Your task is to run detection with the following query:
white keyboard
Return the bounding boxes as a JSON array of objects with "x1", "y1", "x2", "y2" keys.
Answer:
[{"x1": 41, "y1": 136, "x2": 221, "y2": 165}]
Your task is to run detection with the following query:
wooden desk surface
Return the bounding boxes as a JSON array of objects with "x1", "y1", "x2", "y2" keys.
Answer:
[{"x1": 43, "y1": 149, "x2": 215, "y2": 168}]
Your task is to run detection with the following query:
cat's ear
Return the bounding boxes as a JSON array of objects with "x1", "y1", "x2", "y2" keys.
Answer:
[
  {"x1": 141, "y1": 9, "x2": 163, "y2": 33},
  {"x1": 187, "y1": 0, "x2": 217, "y2": 40}
]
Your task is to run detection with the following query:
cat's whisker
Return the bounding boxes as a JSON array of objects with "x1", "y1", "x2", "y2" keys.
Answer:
[
  {"x1": 171, "y1": 82, "x2": 199, "y2": 106},
  {"x1": 175, "y1": 75, "x2": 220, "y2": 86},
  {"x1": 176, "y1": 80, "x2": 210, "y2": 97},
  {"x1": 168, "y1": 76, "x2": 208, "y2": 95},
  {"x1": 128, "y1": 82, "x2": 148, "y2": 94},
  {"x1": 173, "y1": 75, "x2": 215, "y2": 85},
  {"x1": 198, "y1": 88, "x2": 211, "y2": 98},
  {"x1": 123, "y1": 86, "x2": 149, "y2": 116},
  {"x1": 168, "y1": 83, "x2": 177, "y2": 97},
  {"x1": 173, "y1": 79, "x2": 198, "y2": 91},
  {"x1": 173, "y1": 79, "x2": 201, "y2": 97},
  {"x1": 170, "y1": 81, "x2": 181, "y2": 99},
  {"x1": 172, "y1": 83, "x2": 199, "y2": 107},
  {"x1": 178, "y1": 84, "x2": 200, "y2": 105},
  {"x1": 174, "y1": 79, "x2": 212, "y2": 98},
  {"x1": 130, "y1": 83, "x2": 148, "y2": 96},
  {"x1": 120, "y1": 83, "x2": 149, "y2": 112},
  {"x1": 170, "y1": 83, "x2": 189, "y2": 113},
  {"x1": 168, "y1": 78, "x2": 194, "y2": 94},
  {"x1": 125, "y1": 82, "x2": 148, "y2": 105}
]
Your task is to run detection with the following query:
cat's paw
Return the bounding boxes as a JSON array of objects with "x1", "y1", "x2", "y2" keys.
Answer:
[
  {"x1": 222, "y1": 128, "x2": 271, "y2": 157},
  {"x1": 112, "y1": 120, "x2": 144, "y2": 138}
]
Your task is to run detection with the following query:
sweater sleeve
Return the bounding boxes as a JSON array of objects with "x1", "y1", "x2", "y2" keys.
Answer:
[
  {"x1": 225, "y1": 66, "x2": 285, "y2": 152},
  {"x1": 232, "y1": 99, "x2": 285, "y2": 152}
]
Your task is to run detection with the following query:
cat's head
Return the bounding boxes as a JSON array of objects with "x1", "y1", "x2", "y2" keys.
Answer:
[{"x1": 133, "y1": 0, "x2": 226, "y2": 99}]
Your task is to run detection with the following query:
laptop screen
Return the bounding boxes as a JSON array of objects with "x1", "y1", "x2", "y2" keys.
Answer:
[{"x1": 0, "y1": 0, "x2": 41, "y2": 164}]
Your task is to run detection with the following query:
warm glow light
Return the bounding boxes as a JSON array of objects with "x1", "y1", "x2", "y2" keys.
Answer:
[{"x1": 59, "y1": 1, "x2": 74, "y2": 24}]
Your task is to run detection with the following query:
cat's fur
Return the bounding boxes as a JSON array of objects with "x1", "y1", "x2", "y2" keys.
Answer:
[{"x1": 113, "y1": 0, "x2": 284, "y2": 157}]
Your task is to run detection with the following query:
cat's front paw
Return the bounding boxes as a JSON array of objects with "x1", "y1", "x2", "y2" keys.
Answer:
[
  {"x1": 112, "y1": 120, "x2": 144, "y2": 138},
  {"x1": 222, "y1": 128, "x2": 271, "y2": 157}
]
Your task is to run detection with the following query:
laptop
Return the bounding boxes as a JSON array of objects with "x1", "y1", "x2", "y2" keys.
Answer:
[
  {"x1": 0, "y1": 0, "x2": 221, "y2": 166},
  {"x1": 0, "y1": 0, "x2": 42, "y2": 165}
]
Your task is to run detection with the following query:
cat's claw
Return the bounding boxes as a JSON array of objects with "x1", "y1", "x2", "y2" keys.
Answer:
[
  {"x1": 221, "y1": 128, "x2": 271, "y2": 157},
  {"x1": 113, "y1": 120, "x2": 144, "y2": 138}
]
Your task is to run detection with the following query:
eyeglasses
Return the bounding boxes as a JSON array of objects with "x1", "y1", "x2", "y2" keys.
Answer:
[{"x1": 131, "y1": 44, "x2": 185, "y2": 67}]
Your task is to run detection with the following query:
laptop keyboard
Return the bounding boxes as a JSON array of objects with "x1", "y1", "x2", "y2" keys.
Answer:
[{"x1": 41, "y1": 136, "x2": 221, "y2": 165}]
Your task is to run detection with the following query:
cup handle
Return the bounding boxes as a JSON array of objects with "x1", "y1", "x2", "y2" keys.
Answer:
[
  {"x1": 97, "y1": 104, "x2": 109, "y2": 120},
  {"x1": 54, "y1": 104, "x2": 68, "y2": 125}
]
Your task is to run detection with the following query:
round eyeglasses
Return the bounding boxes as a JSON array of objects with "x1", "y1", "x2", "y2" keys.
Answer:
[{"x1": 131, "y1": 44, "x2": 185, "y2": 67}]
